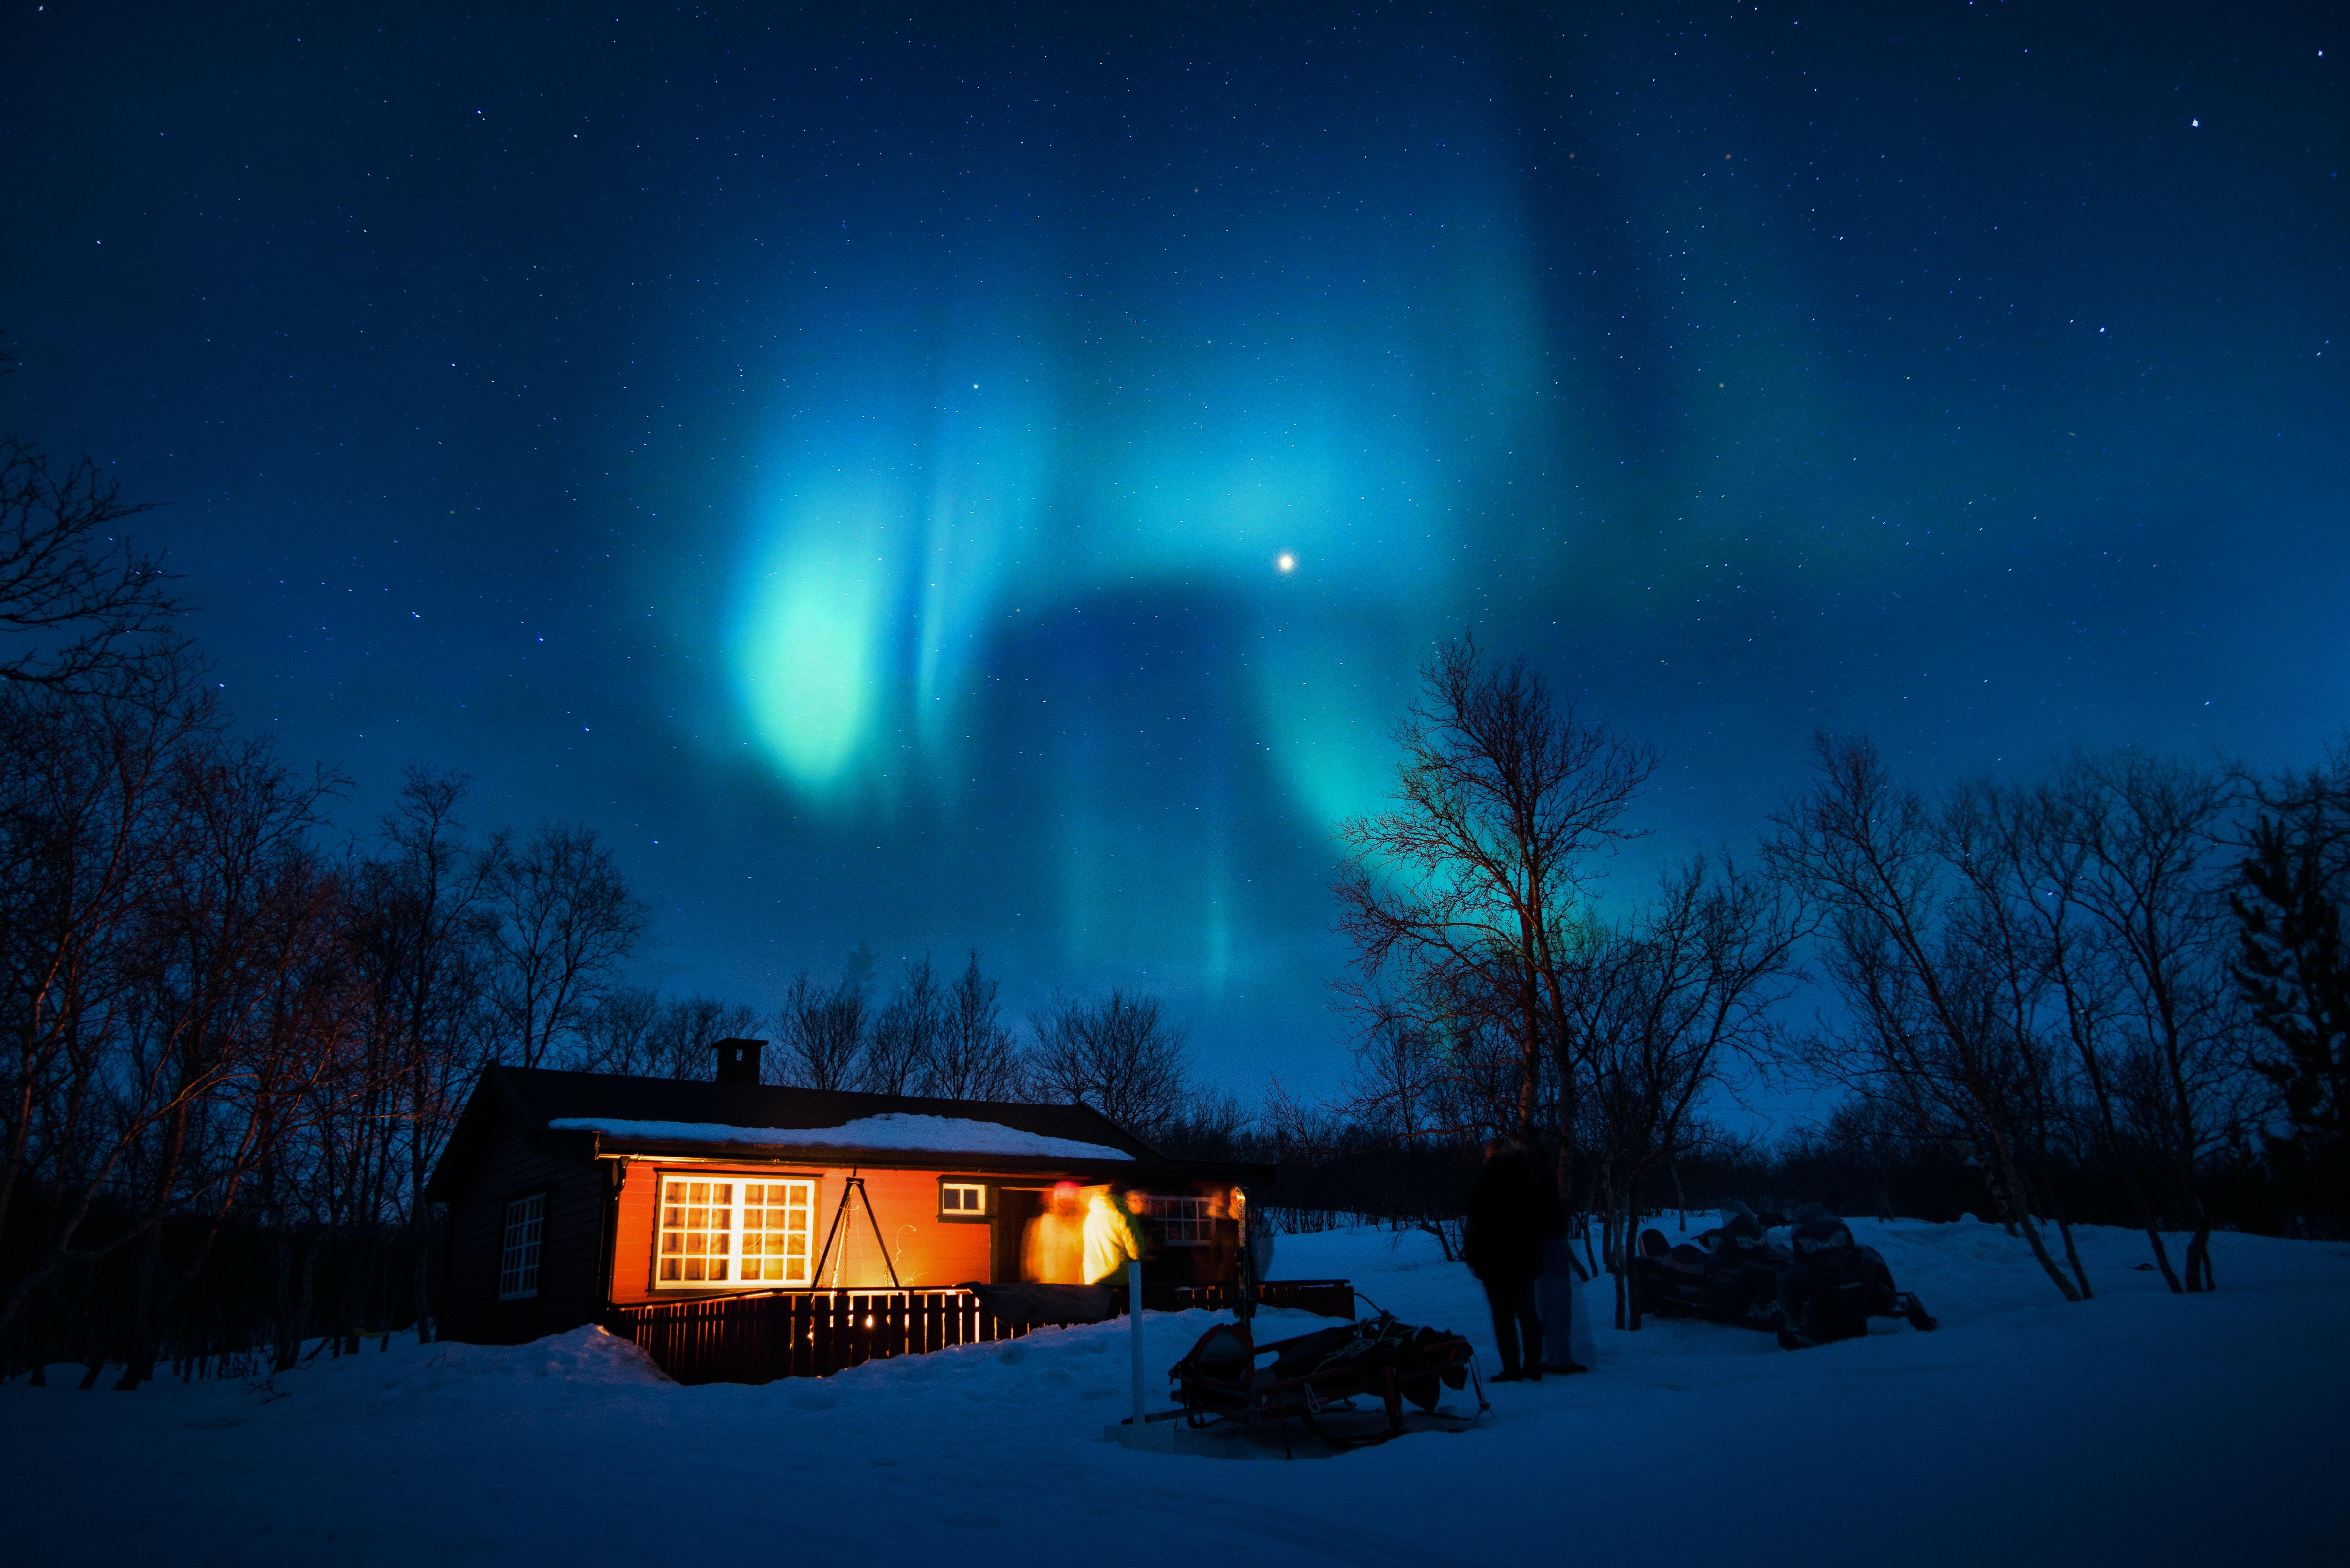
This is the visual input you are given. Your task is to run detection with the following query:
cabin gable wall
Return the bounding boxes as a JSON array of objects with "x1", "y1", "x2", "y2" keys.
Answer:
[{"x1": 437, "y1": 1121, "x2": 604, "y2": 1345}]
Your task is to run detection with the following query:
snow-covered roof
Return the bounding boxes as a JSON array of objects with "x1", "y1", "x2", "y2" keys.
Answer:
[{"x1": 547, "y1": 1112, "x2": 1135, "y2": 1162}]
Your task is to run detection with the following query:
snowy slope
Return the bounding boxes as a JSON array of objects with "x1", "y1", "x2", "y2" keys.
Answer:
[{"x1": 5, "y1": 1218, "x2": 2345, "y2": 1566}]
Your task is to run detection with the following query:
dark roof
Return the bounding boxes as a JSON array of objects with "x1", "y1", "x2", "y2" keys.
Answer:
[
  {"x1": 426, "y1": 1065, "x2": 1274, "y2": 1200},
  {"x1": 501, "y1": 1066, "x2": 1161, "y2": 1155}
]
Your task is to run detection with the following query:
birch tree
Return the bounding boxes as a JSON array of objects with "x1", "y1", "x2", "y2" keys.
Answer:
[
  {"x1": 484, "y1": 822, "x2": 648, "y2": 1070},
  {"x1": 1333, "y1": 636, "x2": 1656, "y2": 1149},
  {"x1": 1767, "y1": 734, "x2": 2085, "y2": 1303}
]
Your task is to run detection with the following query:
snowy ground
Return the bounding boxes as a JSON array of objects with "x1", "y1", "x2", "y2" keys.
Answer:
[{"x1": 7, "y1": 1218, "x2": 2346, "y2": 1565}]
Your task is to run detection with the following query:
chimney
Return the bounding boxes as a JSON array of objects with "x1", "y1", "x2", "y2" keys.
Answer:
[{"x1": 713, "y1": 1038, "x2": 766, "y2": 1086}]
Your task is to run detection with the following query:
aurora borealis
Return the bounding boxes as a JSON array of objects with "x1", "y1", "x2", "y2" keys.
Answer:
[{"x1": 3, "y1": 2, "x2": 2342, "y2": 1097}]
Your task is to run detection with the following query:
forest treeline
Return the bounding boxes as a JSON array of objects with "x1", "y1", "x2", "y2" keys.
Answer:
[
  {"x1": 3, "y1": 352, "x2": 2345, "y2": 1382},
  {"x1": 0, "y1": 690, "x2": 1237, "y2": 1384},
  {"x1": 1256, "y1": 638, "x2": 2350, "y2": 1331}
]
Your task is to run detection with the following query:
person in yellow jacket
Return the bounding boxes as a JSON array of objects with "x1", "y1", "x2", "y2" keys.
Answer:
[{"x1": 1081, "y1": 1185, "x2": 1150, "y2": 1285}]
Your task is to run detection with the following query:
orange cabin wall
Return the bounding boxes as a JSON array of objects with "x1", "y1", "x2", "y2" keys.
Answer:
[{"x1": 606, "y1": 1161, "x2": 996, "y2": 1304}]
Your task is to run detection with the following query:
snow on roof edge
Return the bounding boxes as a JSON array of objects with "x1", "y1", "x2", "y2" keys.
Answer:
[{"x1": 545, "y1": 1112, "x2": 1135, "y2": 1163}]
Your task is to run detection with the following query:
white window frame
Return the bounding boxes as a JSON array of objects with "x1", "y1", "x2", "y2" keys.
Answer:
[
  {"x1": 1145, "y1": 1195, "x2": 1212, "y2": 1247},
  {"x1": 939, "y1": 1181, "x2": 987, "y2": 1217},
  {"x1": 653, "y1": 1173, "x2": 817, "y2": 1290},
  {"x1": 498, "y1": 1192, "x2": 546, "y2": 1300}
]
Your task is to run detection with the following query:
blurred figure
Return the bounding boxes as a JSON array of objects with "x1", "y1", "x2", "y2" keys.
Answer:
[
  {"x1": 1082, "y1": 1184, "x2": 1144, "y2": 1284},
  {"x1": 1022, "y1": 1182, "x2": 1086, "y2": 1283},
  {"x1": 1203, "y1": 1188, "x2": 1237, "y2": 1286},
  {"x1": 1464, "y1": 1137, "x2": 1565, "y2": 1382}
]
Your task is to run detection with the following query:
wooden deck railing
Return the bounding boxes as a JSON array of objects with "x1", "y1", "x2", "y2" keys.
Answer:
[
  {"x1": 605, "y1": 1279, "x2": 1355, "y2": 1385},
  {"x1": 606, "y1": 1289, "x2": 1017, "y2": 1385}
]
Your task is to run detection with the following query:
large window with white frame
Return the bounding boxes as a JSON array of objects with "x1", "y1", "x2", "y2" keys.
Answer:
[
  {"x1": 655, "y1": 1175, "x2": 815, "y2": 1288},
  {"x1": 498, "y1": 1192, "x2": 546, "y2": 1300}
]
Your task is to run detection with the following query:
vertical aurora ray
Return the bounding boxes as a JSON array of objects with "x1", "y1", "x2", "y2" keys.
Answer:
[
  {"x1": 731, "y1": 132, "x2": 1554, "y2": 848},
  {"x1": 735, "y1": 472, "x2": 907, "y2": 795}
]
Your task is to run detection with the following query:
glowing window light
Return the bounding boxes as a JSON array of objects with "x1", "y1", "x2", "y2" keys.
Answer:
[{"x1": 655, "y1": 1176, "x2": 814, "y2": 1288}]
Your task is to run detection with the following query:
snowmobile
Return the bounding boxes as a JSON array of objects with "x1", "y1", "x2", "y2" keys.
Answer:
[
  {"x1": 1635, "y1": 1202, "x2": 1937, "y2": 1350},
  {"x1": 1165, "y1": 1311, "x2": 1481, "y2": 1455}
]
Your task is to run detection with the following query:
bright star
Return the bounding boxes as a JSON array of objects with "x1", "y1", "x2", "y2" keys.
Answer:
[{"x1": 1276, "y1": 552, "x2": 1296, "y2": 573}]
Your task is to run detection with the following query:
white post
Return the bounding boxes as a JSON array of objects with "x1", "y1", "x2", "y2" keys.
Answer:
[{"x1": 1127, "y1": 1257, "x2": 1146, "y2": 1428}]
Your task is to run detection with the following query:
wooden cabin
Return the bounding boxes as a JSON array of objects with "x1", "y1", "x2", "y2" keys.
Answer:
[{"x1": 425, "y1": 1041, "x2": 1278, "y2": 1352}]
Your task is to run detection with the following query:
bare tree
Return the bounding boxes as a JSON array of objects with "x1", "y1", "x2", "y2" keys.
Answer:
[
  {"x1": 1027, "y1": 989, "x2": 1190, "y2": 1139},
  {"x1": 1340, "y1": 1004, "x2": 1464, "y2": 1147},
  {"x1": 2016, "y1": 752, "x2": 2248, "y2": 1288},
  {"x1": 1566, "y1": 856, "x2": 1807, "y2": 1329},
  {"x1": 578, "y1": 986, "x2": 664, "y2": 1076},
  {"x1": 1767, "y1": 734, "x2": 2085, "y2": 1303},
  {"x1": 772, "y1": 947, "x2": 874, "y2": 1091},
  {"x1": 0, "y1": 662, "x2": 224, "y2": 1338},
  {"x1": 1157, "y1": 1086, "x2": 1260, "y2": 1159},
  {"x1": 921, "y1": 951, "x2": 1025, "y2": 1101},
  {"x1": 0, "y1": 342, "x2": 185, "y2": 695},
  {"x1": 484, "y1": 822, "x2": 649, "y2": 1070},
  {"x1": 114, "y1": 740, "x2": 352, "y2": 1388},
  {"x1": 865, "y1": 954, "x2": 944, "y2": 1095},
  {"x1": 348, "y1": 768, "x2": 502, "y2": 1343},
  {"x1": 1334, "y1": 635, "x2": 1657, "y2": 1146},
  {"x1": 646, "y1": 994, "x2": 764, "y2": 1080}
]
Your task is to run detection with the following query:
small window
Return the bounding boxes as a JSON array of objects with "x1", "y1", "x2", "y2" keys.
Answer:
[
  {"x1": 1144, "y1": 1195, "x2": 1212, "y2": 1246},
  {"x1": 940, "y1": 1182, "x2": 987, "y2": 1218},
  {"x1": 499, "y1": 1192, "x2": 546, "y2": 1300},
  {"x1": 656, "y1": 1176, "x2": 814, "y2": 1288}
]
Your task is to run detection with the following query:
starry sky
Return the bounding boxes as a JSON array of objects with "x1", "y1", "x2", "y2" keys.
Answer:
[{"x1": 3, "y1": 2, "x2": 2343, "y2": 1105}]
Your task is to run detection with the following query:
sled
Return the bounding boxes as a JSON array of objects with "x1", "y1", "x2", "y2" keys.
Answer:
[
  {"x1": 1165, "y1": 1312, "x2": 1487, "y2": 1457},
  {"x1": 1635, "y1": 1204, "x2": 1939, "y2": 1350}
]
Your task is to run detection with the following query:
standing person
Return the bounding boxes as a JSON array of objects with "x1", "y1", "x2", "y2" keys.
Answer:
[
  {"x1": 1081, "y1": 1185, "x2": 1143, "y2": 1285},
  {"x1": 1022, "y1": 1182, "x2": 1086, "y2": 1283},
  {"x1": 1464, "y1": 1138, "x2": 1564, "y2": 1382}
]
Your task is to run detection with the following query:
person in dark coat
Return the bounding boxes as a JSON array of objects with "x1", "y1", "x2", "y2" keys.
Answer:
[{"x1": 1463, "y1": 1137, "x2": 1565, "y2": 1381}]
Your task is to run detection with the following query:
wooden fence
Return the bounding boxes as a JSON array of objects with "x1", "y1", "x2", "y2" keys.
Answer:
[{"x1": 606, "y1": 1278, "x2": 1356, "y2": 1386}]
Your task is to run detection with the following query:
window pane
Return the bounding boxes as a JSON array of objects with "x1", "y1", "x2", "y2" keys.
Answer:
[
  {"x1": 659, "y1": 1173, "x2": 814, "y2": 1289},
  {"x1": 499, "y1": 1193, "x2": 545, "y2": 1299}
]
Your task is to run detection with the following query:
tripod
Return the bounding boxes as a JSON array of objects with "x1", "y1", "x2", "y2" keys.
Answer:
[{"x1": 808, "y1": 1173, "x2": 902, "y2": 1289}]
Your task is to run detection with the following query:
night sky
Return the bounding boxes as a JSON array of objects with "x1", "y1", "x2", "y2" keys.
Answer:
[{"x1": 4, "y1": 2, "x2": 2342, "y2": 1104}]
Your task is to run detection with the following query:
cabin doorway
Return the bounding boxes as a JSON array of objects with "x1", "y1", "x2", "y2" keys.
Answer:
[{"x1": 994, "y1": 1186, "x2": 1046, "y2": 1282}]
